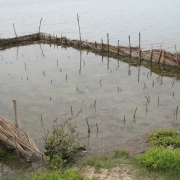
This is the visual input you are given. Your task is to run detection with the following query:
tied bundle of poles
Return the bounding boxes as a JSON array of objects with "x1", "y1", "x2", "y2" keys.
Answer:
[
  {"x1": 0, "y1": 99, "x2": 43, "y2": 161},
  {"x1": 0, "y1": 15, "x2": 180, "y2": 67}
]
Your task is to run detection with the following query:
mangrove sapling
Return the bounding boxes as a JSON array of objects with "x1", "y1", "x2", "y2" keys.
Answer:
[{"x1": 44, "y1": 109, "x2": 83, "y2": 170}]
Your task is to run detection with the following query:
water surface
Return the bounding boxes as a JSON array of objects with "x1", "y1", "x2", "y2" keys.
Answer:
[{"x1": 0, "y1": 0, "x2": 180, "y2": 51}]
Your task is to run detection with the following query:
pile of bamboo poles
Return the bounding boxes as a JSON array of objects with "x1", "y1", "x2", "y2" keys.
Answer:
[
  {"x1": 0, "y1": 116, "x2": 43, "y2": 161},
  {"x1": 0, "y1": 32, "x2": 179, "y2": 68}
]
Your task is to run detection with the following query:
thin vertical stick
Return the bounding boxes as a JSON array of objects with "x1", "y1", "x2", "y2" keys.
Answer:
[
  {"x1": 158, "y1": 44, "x2": 162, "y2": 64},
  {"x1": 174, "y1": 45, "x2": 178, "y2": 66},
  {"x1": 176, "y1": 106, "x2": 178, "y2": 120},
  {"x1": 150, "y1": 44, "x2": 153, "y2": 62},
  {"x1": 129, "y1": 35, "x2": 131, "y2": 56},
  {"x1": 117, "y1": 40, "x2": 120, "y2": 55},
  {"x1": 139, "y1": 33, "x2": 141, "y2": 59},
  {"x1": 107, "y1": 33, "x2": 109, "y2": 52},
  {"x1": 123, "y1": 115, "x2": 125, "y2": 127},
  {"x1": 96, "y1": 123, "x2": 98, "y2": 133},
  {"x1": 77, "y1": 13, "x2": 82, "y2": 46},
  {"x1": 12, "y1": 99, "x2": 19, "y2": 128},
  {"x1": 13, "y1": 24, "x2": 17, "y2": 37},
  {"x1": 86, "y1": 118, "x2": 90, "y2": 133},
  {"x1": 158, "y1": 97, "x2": 159, "y2": 107},
  {"x1": 101, "y1": 38, "x2": 103, "y2": 52},
  {"x1": 39, "y1": 18, "x2": 42, "y2": 33}
]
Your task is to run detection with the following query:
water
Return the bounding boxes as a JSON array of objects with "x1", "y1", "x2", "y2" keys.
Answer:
[
  {"x1": 0, "y1": 44, "x2": 180, "y2": 148},
  {"x1": 1, "y1": 0, "x2": 180, "y2": 51},
  {"x1": 0, "y1": 43, "x2": 180, "y2": 178}
]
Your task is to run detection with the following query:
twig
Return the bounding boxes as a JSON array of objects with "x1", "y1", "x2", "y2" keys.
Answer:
[
  {"x1": 77, "y1": 13, "x2": 82, "y2": 46},
  {"x1": 13, "y1": 24, "x2": 17, "y2": 37},
  {"x1": 39, "y1": 18, "x2": 42, "y2": 33},
  {"x1": 12, "y1": 99, "x2": 19, "y2": 128}
]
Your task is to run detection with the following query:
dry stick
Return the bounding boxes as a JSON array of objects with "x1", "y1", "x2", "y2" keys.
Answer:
[
  {"x1": 95, "y1": 41, "x2": 97, "y2": 49},
  {"x1": 13, "y1": 24, "x2": 17, "y2": 37},
  {"x1": 41, "y1": 114, "x2": 43, "y2": 127},
  {"x1": 86, "y1": 118, "x2": 90, "y2": 133},
  {"x1": 162, "y1": 43, "x2": 165, "y2": 64},
  {"x1": 107, "y1": 33, "x2": 109, "y2": 53},
  {"x1": 12, "y1": 99, "x2": 19, "y2": 128},
  {"x1": 173, "y1": 92, "x2": 174, "y2": 98},
  {"x1": 150, "y1": 44, "x2": 153, "y2": 62},
  {"x1": 94, "y1": 100, "x2": 96, "y2": 108},
  {"x1": 172, "y1": 79, "x2": 175, "y2": 88},
  {"x1": 39, "y1": 18, "x2": 42, "y2": 33},
  {"x1": 143, "y1": 82, "x2": 146, "y2": 90},
  {"x1": 158, "y1": 97, "x2": 160, "y2": 107},
  {"x1": 123, "y1": 115, "x2": 125, "y2": 127},
  {"x1": 101, "y1": 38, "x2": 103, "y2": 52},
  {"x1": 99, "y1": 79, "x2": 102, "y2": 86},
  {"x1": 176, "y1": 106, "x2": 178, "y2": 120},
  {"x1": 174, "y1": 45, "x2": 178, "y2": 66},
  {"x1": 139, "y1": 33, "x2": 141, "y2": 59},
  {"x1": 71, "y1": 106, "x2": 73, "y2": 115},
  {"x1": 117, "y1": 40, "x2": 120, "y2": 55},
  {"x1": 96, "y1": 123, "x2": 98, "y2": 133},
  {"x1": 117, "y1": 86, "x2": 120, "y2": 93},
  {"x1": 129, "y1": 35, "x2": 131, "y2": 56},
  {"x1": 77, "y1": 13, "x2": 82, "y2": 46},
  {"x1": 134, "y1": 107, "x2": 137, "y2": 122},
  {"x1": 144, "y1": 96, "x2": 149, "y2": 106},
  {"x1": 158, "y1": 44, "x2": 162, "y2": 64}
]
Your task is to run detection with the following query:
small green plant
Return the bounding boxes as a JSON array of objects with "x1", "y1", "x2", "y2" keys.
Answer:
[
  {"x1": 44, "y1": 110, "x2": 83, "y2": 170},
  {"x1": 31, "y1": 168, "x2": 97, "y2": 180},
  {"x1": 139, "y1": 146, "x2": 180, "y2": 175},
  {"x1": 148, "y1": 129, "x2": 180, "y2": 149}
]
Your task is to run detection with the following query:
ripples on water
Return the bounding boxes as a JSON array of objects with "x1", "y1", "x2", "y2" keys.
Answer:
[{"x1": 0, "y1": 0, "x2": 180, "y2": 51}]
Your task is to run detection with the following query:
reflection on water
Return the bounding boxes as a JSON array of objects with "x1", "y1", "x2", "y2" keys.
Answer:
[
  {"x1": 0, "y1": 44, "x2": 180, "y2": 178},
  {"x1": 0, "y1": 0, "x2": 180, "y2": 51}
]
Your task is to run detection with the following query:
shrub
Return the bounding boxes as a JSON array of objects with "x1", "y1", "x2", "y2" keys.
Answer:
[
  {"x1": 44, "y1": 110, "x2": 83, "y2": 170},
  {"x1": 148, "y1": 129, "x2": 180, "y2": 149},
  {"x1": 139, "y1": 146, "x2": 180, "y2": 175}
]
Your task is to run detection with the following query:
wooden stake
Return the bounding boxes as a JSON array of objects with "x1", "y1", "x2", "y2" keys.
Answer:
[
  {"x1": 86, "y1": 118, "x2": 90, "y2": 133},
  {"x1": 150, "y1": 44, "x2": 153, "y2": 62},
  {"x1": 101, "y1": 38, "x2": 103, "y2": 52},
  {"x1": 139, "y1": 33, "x2": 141, "y2": 59},
  {"x1": 174, "y1": 45, "x2": 178, "y2": 66},
  {"x1": 107, "y1": 33, "x2": 109, "y2": 52},
  {"x1": 77, "y1": 13, "x2": 82, "y2": 46},
  {"x1": 158, "y1": 44, "x2": 162, "y2": 64},
  {"x1": 12, "y1": 99, "x2": 19, "y2": 128},
  {"x1": 117, "y1": 40, "x2": 120, "y2": 55},
  {"x1": 13, "y1": 24, "x2": 17, "y2": 37},
  {"x1": 129, "y1": 35, "x2": 131, "y2": 56},
  {"x1": 39, "y1": 18, "x2": 42, "y2": 33}
]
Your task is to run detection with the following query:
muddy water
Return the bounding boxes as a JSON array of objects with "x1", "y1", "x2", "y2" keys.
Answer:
[
  {"x1": 1, "y1": 0, "x2": 180, "y2": 51},
  {"x1": 0, "y1": 44, "x2": 180, "y2": 178}
]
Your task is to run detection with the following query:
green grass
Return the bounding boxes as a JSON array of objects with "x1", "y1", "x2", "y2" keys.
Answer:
[
  {"x1": 31, "y1": 168, "x2": 97, "y2": 180},
  {"x1": 84, "y1": 150, "x2": 129, "y2": 172},
  {"x1": 138, "y1": 129, "x2": 180, "y2": 180}
]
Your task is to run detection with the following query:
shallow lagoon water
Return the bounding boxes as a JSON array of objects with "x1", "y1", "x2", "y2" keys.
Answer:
[{"x1": 0, "y1": 44, "x2": 180, "y2": 178}]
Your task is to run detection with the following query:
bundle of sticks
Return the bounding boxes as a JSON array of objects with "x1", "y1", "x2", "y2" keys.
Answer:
[{"x1": 0, "y1": 116, "x2": 43, "y2": 161}]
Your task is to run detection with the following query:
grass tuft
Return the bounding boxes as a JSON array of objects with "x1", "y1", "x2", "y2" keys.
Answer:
[{"x1": 31, "y1": 168, "x2": 97, "y2": 180}]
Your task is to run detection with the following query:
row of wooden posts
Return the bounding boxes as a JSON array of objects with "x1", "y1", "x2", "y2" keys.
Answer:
[{"x1": 0, "y1": 14, "x2": 178, "y2": 67}]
